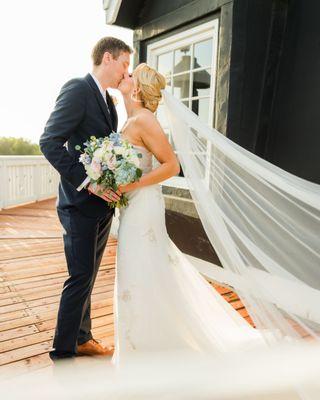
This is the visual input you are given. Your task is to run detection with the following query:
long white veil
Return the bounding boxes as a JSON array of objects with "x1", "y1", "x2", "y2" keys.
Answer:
[{"x1": 161, "y1": 89, "x2": 320, "y2": 343}]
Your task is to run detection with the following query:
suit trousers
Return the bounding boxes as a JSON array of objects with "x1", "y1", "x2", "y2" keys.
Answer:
[{"x1": 51, "y1": 207, "x2": 113, "y2": 356}]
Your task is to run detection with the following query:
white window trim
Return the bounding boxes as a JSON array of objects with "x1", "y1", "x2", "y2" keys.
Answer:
[
  {"x1": 147, "y1": 19, "x2": 219, "y2": 189},
  {"x1": 147, "y1": 20, "x2": 219, "y2": 63}
]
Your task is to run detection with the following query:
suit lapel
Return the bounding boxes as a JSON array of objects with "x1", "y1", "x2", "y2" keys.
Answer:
[
  {"x1": 106, "y1": 91, "x2": 118, "y2": 132},
  {"x1": 85, "y1": 74, "x2": 114, "y2": 132}
]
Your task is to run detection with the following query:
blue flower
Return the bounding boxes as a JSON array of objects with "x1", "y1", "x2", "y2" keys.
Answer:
[{"x1": 109, "y1": 131, "x2": 122, "y2": 146}]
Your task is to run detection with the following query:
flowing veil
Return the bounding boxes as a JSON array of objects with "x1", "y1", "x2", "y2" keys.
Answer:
[{"x1": 161, "y1": 89, "x2": 320, "y2": 343}]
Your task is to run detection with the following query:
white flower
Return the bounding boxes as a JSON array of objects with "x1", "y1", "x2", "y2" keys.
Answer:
[
  {"x1": 113, "y1": 146, "x2": 125, "y2": 156},
  {"x1": 85, "y1": 161, "x2": 102, "y2": 180},
  {"x1": 93, "y1": 148, "x2": 104, "y2": 161},
  {"x1": 104, "y1": 144, "x2": 114, "y2": 153}
]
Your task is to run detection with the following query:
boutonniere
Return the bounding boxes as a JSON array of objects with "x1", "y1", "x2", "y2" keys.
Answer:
[{"x1": 111, "y1": 95, "x2": 118, "y2": 106}]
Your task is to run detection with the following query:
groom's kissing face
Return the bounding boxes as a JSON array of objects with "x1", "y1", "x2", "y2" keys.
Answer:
[{"x1": 112, "y1": 52, "x2": 130, "y2": 88}]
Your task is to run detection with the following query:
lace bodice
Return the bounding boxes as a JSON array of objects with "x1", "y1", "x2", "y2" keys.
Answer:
[{"x1": 133, "y1": 145, "x2": 153, "y2": 175}]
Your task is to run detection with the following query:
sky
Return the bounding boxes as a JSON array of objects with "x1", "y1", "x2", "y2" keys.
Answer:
[{"x1": 0, "y1": 0, "x2": 133, "y2": 144}]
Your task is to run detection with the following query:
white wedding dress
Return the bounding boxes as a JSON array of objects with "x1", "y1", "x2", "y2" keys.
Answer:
[{"x1": 111, "y1": 145, "x2": 265, "y2": 366}]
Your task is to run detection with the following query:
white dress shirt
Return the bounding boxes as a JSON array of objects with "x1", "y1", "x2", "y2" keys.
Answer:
[
  {"x1": 89, "y1": 72, "x2": 110, "y2": 110},
  {"x1": 76, "y1": 73, "x2": 110, "y2": 192}
]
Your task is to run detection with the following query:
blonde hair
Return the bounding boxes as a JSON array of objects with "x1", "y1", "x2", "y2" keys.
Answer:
[{"x1": 133, "y1": 63, "x2": 166, "y2": 112}]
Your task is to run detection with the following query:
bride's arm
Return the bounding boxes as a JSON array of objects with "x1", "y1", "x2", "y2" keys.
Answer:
[{"x1": 119, "y1": 112, "x2": 180, "y2": 192}]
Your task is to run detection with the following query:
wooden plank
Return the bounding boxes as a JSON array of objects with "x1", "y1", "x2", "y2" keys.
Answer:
[
  {"x1": 1, "y1": 330, "x2": 54, "y2": 353},
  {"x1": 0, "y1": 208, "x2": 57, "y2": 217},
  {"x1": 0, "y1": 257, "x2": 115, "y2": 280},
  {"x1": 35, "y1": 308, "x2": 114, "y2": 332},
  {"x1": 0, "y1": 272, "x2": 115, "y2": 302},
  {"x1": 0, "y1": 281, "x2": 115, "y2": 306},
  {"x1": 28, "y1": 292, "x2": 113, "y2": 316},
  {"x1": 0, "y1": 307, "x2": 113, "y2": 353},
  {"x1": 221, "y1": 291, "x2": 240, "y2": 303},
  {"x1": 0, "y1": 309, "x2": 29, "y2": 324},
  {"x1": 0, "y1": 324, "x2": 39, "y2": 343},
  {"x1": 22, "y1": 199, "x2": 56, "y2": 209},
  {"x1": 11, "y1": 270, "x2": 115, "y2": 292},
  {"x1": 213, "y1": 284, "x2": 233, "y2": 295},
  {"x1": 0, "y1": 300, "x2": 113, "y2": 332},
  {"x1": 0, "y1": 341, "x2": 52, "y2": 366},
  {"x1": 0, "y1": 323, "x2": 115, "y2": 354},
  {"x1": 0, "y1": 286, "x2": 10, "y2": 294},
  {"x1": 229, "y1": 300, "x2": 245, "y2": 310},
  {"x1": 0, "y1": 353, "x2": 52, "y2": 379},
  {"x1": 1, "y1": 264, "x2": 115, "y2": 286},
  {"x1": 0, "y1": 244, "x2": 116, "y2": 271},
  {"x1": 0, "y1": 284, "x2": 114, "y2": 315}
]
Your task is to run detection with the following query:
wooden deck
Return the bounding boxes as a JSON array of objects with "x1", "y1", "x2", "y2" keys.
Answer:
[{"x1": 0, "y1": 198, "x2": 252, "y2": 376}]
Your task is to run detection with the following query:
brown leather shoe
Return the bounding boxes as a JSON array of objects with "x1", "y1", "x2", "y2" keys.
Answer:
[{"x1": 77, "y1": 339, "x2": 114, "y2": 357}]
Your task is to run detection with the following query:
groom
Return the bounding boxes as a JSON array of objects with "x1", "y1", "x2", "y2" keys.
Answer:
[{"x1": 40, "y1": 37, "x2": 132, "y2": 360}]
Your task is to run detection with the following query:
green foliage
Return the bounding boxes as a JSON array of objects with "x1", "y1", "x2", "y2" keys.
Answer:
[{"x1": 0, "y1": 137, "x2": 41, "y2": 155}]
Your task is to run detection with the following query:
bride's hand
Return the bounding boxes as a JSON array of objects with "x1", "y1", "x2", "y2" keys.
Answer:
[{"x1": 118, "y1": 182, "x2": 138, "y2": 193}]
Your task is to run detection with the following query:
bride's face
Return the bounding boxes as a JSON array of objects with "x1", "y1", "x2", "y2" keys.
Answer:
[{"x1": 118, "y1": 73, "x2": 135, "y2": 95}]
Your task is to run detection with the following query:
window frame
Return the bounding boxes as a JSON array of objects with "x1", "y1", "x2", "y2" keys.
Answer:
[{"x1": 147, "y1": 19, "x2": 219, "y2": 188}]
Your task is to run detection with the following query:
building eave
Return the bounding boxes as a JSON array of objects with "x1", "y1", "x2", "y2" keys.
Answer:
[{"x1": 103, "y1": 0, "x2": 122, "y2": 25}]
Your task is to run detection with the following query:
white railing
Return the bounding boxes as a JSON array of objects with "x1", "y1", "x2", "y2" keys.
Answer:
[{"x1": 0, "y1": 156, "x2": 59, "y2": 209}]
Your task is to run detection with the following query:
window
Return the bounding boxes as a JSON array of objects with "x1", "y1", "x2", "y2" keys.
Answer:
[{"x1": 147, "y1": 20, "x2": 219, "y2": 187}]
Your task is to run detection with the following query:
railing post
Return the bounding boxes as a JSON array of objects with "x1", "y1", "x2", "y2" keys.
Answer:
[
  {"x1": 0, "y1": 158, "x2": 6, "y2": 209},
  {"x1": 34, "y1": 160, "x2": 40, "y2": 201},
  {"x1": 0, "y1": 156, "x2": 59, "y2": 209}
]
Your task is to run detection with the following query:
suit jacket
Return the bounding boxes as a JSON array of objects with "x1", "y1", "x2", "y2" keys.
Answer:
[{"x1": 40, "y1": 73, "x2": 118, "y2": 218}]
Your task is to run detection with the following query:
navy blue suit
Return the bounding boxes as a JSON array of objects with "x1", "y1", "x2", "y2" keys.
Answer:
[{"x1": 40, "y1": 74, "x2": 117, "y2": 358}]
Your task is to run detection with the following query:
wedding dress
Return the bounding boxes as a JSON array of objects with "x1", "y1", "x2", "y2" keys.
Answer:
[{"x1": 111, "y1": 144, "x2": 265, "y2": 366}]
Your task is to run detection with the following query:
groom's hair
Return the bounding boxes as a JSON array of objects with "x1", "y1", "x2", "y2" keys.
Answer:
[{"x1": 92, "y1": 37, "x2": 133, "y2": 65}]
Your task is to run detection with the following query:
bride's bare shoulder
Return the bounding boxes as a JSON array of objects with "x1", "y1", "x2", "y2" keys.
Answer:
[{"x1": 135, "y1": 109, "x2": 160, "y2": 130}]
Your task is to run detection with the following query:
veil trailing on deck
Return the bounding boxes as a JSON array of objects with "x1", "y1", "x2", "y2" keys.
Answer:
[{"x1": 162, "y1": 89, "x2": 320, "y2": 343}]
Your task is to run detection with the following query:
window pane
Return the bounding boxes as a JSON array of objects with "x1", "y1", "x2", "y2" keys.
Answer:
[
  {"x1": 193, "y1": 39, "x2": 213, "y2": 69},
  {"x1": 192, "y1": 69, "x2": 211, "y2": 97},
  {"x1": 173, "y1": 73, "x2": 190, "y2": 99},
  {"x1": 174, "y1": 46, "x2": 191, "y2": 74},
  {"x1": 192, "y1": 98, "x2": 210, "y2": 124},
  {"x1": 157, "y1": 52, "x2": 173, "y2": 76}
]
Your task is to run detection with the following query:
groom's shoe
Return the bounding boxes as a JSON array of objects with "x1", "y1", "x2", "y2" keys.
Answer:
[
  {"x1": 49, "y1": 350, "x2": 75, "y2": 362},
  {"x1": 77, "y1": 339, "x2": 114, "y2": 357}
]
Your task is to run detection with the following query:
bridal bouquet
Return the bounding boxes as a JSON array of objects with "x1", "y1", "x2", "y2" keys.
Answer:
[{"x1": 76, "y1": 132, "x2": 143, "y2": 208}]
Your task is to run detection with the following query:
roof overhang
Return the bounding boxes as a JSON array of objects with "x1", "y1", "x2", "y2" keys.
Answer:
[{"x1": 103, "y1": 0, "x2": 122, "y2": 25}]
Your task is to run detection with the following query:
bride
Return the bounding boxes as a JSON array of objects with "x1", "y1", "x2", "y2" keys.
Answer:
[{"x1": 111, "y1": 63, "x2": 263, "y2": 365}]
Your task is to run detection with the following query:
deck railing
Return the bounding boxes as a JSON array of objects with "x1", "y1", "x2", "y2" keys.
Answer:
[{"x1": 0, "y1": 156, "x2": 59, "y2": 209}]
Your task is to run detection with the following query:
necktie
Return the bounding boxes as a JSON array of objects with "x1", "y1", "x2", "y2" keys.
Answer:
[{"x1": 105, "y1": 92, "x2": 110, "y2": 114}]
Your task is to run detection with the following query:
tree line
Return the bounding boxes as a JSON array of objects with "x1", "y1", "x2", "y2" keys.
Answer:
[{"x1": 0, "y1": 137, "x2": 41, "y2": 155}]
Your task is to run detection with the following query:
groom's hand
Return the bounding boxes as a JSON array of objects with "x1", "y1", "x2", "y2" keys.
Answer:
[{"x1": 87, "y1": 184, "x2": 121, "y2": 203}]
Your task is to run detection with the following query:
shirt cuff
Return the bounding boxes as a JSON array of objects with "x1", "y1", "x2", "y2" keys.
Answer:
[{"x1": 76, "y1": 176, "x2": 91, "y2": 192}]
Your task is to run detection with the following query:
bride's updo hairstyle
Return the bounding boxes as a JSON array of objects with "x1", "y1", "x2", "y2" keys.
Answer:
[{"x1": 133, "y1": 63, "x2": 166, "y2": 113}]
